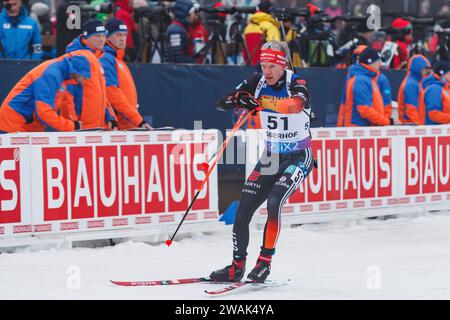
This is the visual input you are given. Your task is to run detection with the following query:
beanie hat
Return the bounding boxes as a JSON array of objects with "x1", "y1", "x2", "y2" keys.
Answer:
[
  {"x1": 171, "y1": 0, "x2": 195, "y2": 21},
  {"x1": 67, "y1": 55, "x2": 91, "y2": 80},
  {"x1": 391, "y1": 18, "x2": 411, "y2": 29},
  {"x1": 359, "y1": 47, "x2": 381, "y2": 65},
  {"x1": 82, "y1": 19, "x2": 106, "y2": 39},
  {"x1": 105, "y1": 18, "x2": 128, "y2": 37},
  {"x1": 433, "y1": 60, "x2": 450, "y2": 77},
  {"x1": 257, "y1": 0, "x2": 273, "y2": 14}
]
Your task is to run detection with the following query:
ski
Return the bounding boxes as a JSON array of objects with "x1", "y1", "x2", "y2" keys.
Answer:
[
  {"x1": 110, "y1": 277, "x2": 227, "y2": 287},
  {"x1": 204, "y1": 279, "x2": 291, "y2": 296}
]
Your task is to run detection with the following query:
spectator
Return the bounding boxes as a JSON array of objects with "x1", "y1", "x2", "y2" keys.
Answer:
[
  {"x1": 100, "y1": 18, "x2": 152, "y2": 130},
  {"x1": 298, "y1": 3, "x2": 337, "y2": 67},
  {"x1": 387, "y1": 18, "x2": 412, "y2": 70},
  {"x1": 30, "y1": 2, "x2": 55, "y2": 59},
  {"x1": 337, "y1": 45, "x2": 392, "y2": 126},
  {"x1": 325, "y1": 0, "x2": 342, "y2": 17},
  {"x1": 188, "y1": 6, "x2": 208, "y2": 64},
  {"x1": 419, "y1": 60, "x2": 450, "y2": 125},
  {"x1": 243, "y1": 0, "x2": 280, "y2": 66},
  {"x1": 55, "y1": 19, "x2": 116, "y2": 129},
  {"x1": 166, "y1": 0, "x2": 196, "y2": 63},
  {"x1": 341, "y1": 47, "x2": 390, "y2": 127},
  {"x1": 437, "y1": 1, "x2": 450, "y2": 16},
  {"x1": 0, "y1": 53, "x2": 89, "y2": 133},
  {"x1": 114, "y1": 0, "x2": 138, "y2": 61},
  {"x1": 397, "y1": 55, "x2": 431, "y2": 125},
  {"x1": 90, "y1": 0, "x2": 113, "y2": 23},
  {"x1": 0, "y1": 0, "x2": 42, "y2": 60}
]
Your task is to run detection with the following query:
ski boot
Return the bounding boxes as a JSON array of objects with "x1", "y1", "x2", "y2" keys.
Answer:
[
  {"x1": 247, "y1": 254, "x2": 271, "y2": 283},
  {"x1": 209, "y1": 258, "x2": 246, "y2": 282}
]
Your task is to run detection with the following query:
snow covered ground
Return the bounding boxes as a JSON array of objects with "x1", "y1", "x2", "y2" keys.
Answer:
[{"x1": 1, "y1": 212, "x2": 450, "y2": 300}]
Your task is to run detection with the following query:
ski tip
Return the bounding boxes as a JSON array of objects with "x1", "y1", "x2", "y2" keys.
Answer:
[{"x1": 165, "y1": 240, "x2": 173, "y2": 247}]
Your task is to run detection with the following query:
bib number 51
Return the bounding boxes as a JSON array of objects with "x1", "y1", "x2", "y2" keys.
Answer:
[{"x1": 267, "y1": 116, "x2": 288, "y2": 130}]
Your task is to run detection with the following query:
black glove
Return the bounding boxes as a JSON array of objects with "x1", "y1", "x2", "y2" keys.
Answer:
[
  {"x1": 289, "y1": 78, "x2": 309, "y2": 106},
  {"x1": 236, "y1": 92, "x2": 259, "y2": 111},
  {"x1": 108, "y1": 120, "x2": 119, "y2": 130},
  {"x1": 389, "y1": 118, "x2": 394, "y2": 125},
  {"x1": 73, "y1": 120, "x2": 81, "y2": 130}
]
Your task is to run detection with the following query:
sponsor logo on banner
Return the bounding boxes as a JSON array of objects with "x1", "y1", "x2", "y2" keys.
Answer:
[
  {"x1": 0, "y1": 148, "x2": 21, "y2": 223},
  {"x1": 405, "y1": 136, "x2": 450, "y2": 195},
  {"x1": 288, "y1": 138, "x2": 392, "y2": 204},
  {"x1": 38, "y1": 142, "x2": 214, "y2": 223}
]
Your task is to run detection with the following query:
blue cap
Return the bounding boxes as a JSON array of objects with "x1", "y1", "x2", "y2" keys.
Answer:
[
  {"x1": 433, "y1": 60, "x2": 450, "y2": 77},
  {"x1": 359, "y1": 47, "x2": 381, "y2": 65},
  {"x1": 67, "y1": 55, "x2": 91, "y2": 80},
  {"x1": 105, "y1": 18, "x2": 128, "y2": 37},
  {"x1": 82, "y1": 19, "x2": 106, "y2": 39}
]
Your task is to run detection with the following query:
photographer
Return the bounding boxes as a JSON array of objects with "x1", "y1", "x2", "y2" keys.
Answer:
[
  {"x1": 188, "y1": 3, "x2": 208, "y2": 64},
  {"x1": 243, "y1": 0, "x2": 280, "y2": 65},
  {"x1": 297, "y1": 3, "x2": 337, "y2": 67},
  {"x1": 386, "y1": 18, "x2": 412, "y2": 69},
  {"x1": 0, "y1": 0, "x2": 42, "y2": 60},
  {"x1": 166, "y1": 0, "x2": 196, "y2": 63},
  {"x1": 115, "y1": 0, "x2": 139, "y2": 60}
]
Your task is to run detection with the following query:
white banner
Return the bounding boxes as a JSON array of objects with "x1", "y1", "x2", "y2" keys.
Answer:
[
  {"x1": 243, "y1": 125, "x2": 450, "y2": 225},
  {"x1": 0, "y1": 130, "x2": 220, "y2": 246}
]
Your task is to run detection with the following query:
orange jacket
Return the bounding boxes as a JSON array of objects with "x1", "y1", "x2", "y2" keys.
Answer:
[
  {"x1": 0, "y1": 52, "x2": 91, "y2": 132},
  {"x1": 342, "y1": 63, "x2": 390, "y2": 127},
  {"x1": 419, "y1": 74, "x2": 450, "y2": 125},
  {"x1": 99, "y1": 42, "x2": 143, "y2": 129},
  {"x1": 55, "y1": 36, "x2": 114, "y2": 129},
  {"x1": 397, "y1": 55, "x2": 431, "y2": 124}
]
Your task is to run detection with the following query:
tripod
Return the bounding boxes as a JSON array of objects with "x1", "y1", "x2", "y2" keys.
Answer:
[
  {"x1": 135, "y1": 17, "x2": 171, "y2": 63},
  {"x1": 195, "y1": 19, "x2": 227, "y2": 64},
  {"x1": 228, "y1": 14, "x2": 251, "y2": 65}
]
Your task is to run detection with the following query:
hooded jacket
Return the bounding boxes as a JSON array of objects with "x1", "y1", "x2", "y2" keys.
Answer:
[
  {"x1": 55, "y1": 35, "x2": 115, "y2": 128},
  {"x1": 243, "y1": 12, "x2": 281, "y2": 65},
  {"x1": 0, "y1": 52, "x2": 90, "y2": 132},
  {"x1": 342, "y1": 63, "x2": 390, "y2": 126},
  {"x1": 419, "y1": 73, "x2": 450, "y2": 125},
  {"x1": 0, "y1": 7, "x2": 42, "y2": 60},
  {"x1": 397, "y1": 55, "x2": 431, "y2": 124},
  {"x1": 100, "y1": 42, "x2": 143, "y2": 129}
]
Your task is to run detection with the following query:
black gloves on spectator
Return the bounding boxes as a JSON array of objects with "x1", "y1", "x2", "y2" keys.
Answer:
[
  {"x1": 108, "y1": 120, "x2": 119, "y2": 130},
  {"x1": 73, "y1": 120, "x2": 81, "y2": 130}
]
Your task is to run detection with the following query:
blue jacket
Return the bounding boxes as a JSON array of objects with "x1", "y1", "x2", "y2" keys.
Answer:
[
  {"x1": 61, "y1": 35, "x2": 115, "y2": 123},
  {"x1": 166, "y1": 20, "x2": 194, "y2": 63},
  {"x1": 420, "y1": 74, "x2": 450, "y2": 125},
  {"x1": 342, "y1": 64, "x2": 389, "y2": 126},
  {"x1": 397, "y1": 55, "x2": 431, "y2": 124},
  {"x1": 0, "y1": 7, "x2": 42, "y2": 60}
]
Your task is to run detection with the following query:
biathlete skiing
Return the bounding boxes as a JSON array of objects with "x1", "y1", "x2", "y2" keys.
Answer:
[{"x1": 209, "y1": 41, "x2": 314, "y2": 283}]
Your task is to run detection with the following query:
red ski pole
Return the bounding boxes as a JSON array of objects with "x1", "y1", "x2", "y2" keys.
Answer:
[{"x1": 166, "y1": 109, "x2": 255, "y2": 246}]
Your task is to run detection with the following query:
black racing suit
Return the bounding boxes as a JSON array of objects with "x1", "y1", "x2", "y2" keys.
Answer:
[{"x1": 217, "y1": 70, "x2": 314, "y2": 259}]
